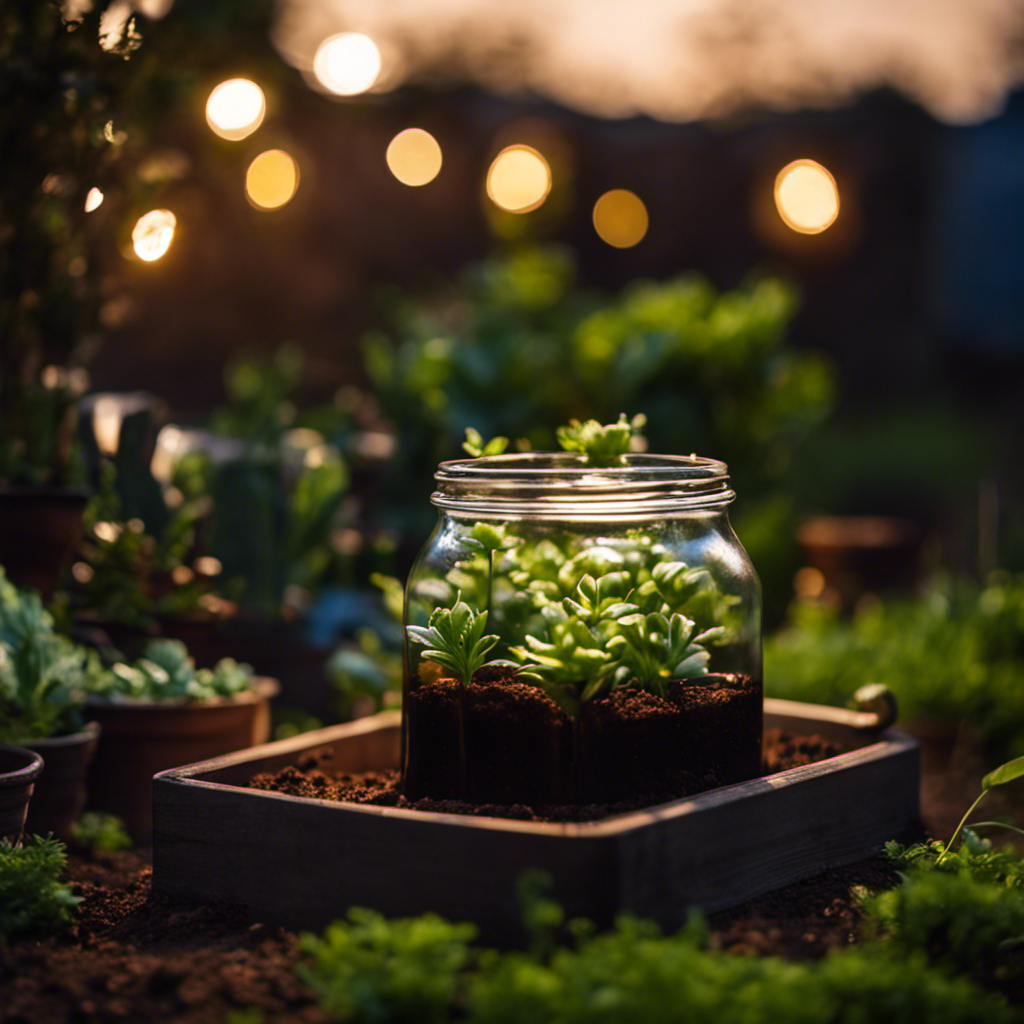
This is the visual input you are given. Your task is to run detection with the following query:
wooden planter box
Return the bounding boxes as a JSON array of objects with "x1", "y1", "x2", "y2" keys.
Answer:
[{"x1": 152, "y1": 699, "x2": 919, "y2": 944}]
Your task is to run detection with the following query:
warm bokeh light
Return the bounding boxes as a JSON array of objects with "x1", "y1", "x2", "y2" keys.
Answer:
[
  {"x1": 486, "y1": 145, "x2": 552, "y2": 213},
  {"x1": 132, "y1": 209, "x2": 176, "y2": 261},
  {"x1": 774, "y1": 159, "x2": 840, "y2": 234},
  {"x1": 84, "y1": 187, "x2": 104, "y2": 213},
  {"x1": 205, "y1": 78, "x2": 266, "y2": 141},
  {"x1": 245, "y1": 149, "x2": 300, "y2": 210},
  {"x1": 592, "y1": 189, "x2": 649, "y2": 248},
  {"x1": 386, "y1": 128, "x2": 443, "y2": 186},
  {"x1": 313, "y1": 33, "x2": 381, "y2": 95}
]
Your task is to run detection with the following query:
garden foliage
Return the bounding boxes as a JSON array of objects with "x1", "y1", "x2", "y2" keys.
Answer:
[
  {"x1": 0, "y1": 568, "x2": 101, "y2": 742},
  {"x1": 364, "y1": 246, "x2": 833, "y2": 597},
  {"x1": 301, "y1": 889, "x2": 1020, "y2": 1024},
  {"x1": 0, "y1": 835, "x2": 80, "y2": 942},
  {"x1": 765, "y1": 573, "x2": 1024, "y2": 756},
  {"x1": 92, "y1": 638, "x2": 253, "y2": 702}
]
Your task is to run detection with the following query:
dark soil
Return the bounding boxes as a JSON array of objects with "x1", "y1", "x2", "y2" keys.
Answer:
[
  {"x1": 0, "y1": 848, "x2": 328, "y2": 1024},
  {"x1": 250, "y1": 726, "x2": 841, "y2": 823},
  {"x1": 402, "y1": 670, "x2": 763, "y2": 805}
]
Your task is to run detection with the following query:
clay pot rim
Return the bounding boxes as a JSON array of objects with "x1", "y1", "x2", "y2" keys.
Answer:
[
  {"x1": 22, "y1": 721, "x2": 102, "y2": 748},
  {"x1": 0, "y1": 745, "x2": 45, "y2": 786},
  {"x1": 84, "y1": 676, "x2": 279, "y2": 711}
]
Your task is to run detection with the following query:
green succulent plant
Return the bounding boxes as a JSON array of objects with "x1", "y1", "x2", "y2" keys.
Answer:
[
  {"x1": 462, "y1": 428, "x2": 509, "y2": 458},
  {"x1": 595, "y1": 611, "x2": 722, "y2": 700},
  {"x1": 407, "y1": 595, "x2": 502, "y2": 687},
  {"x1": 555, "y1": 413, "x2": 646, "y2": 467},
  {"x1": 96, "y1": 638, "x2": 254, "y2": 702}
]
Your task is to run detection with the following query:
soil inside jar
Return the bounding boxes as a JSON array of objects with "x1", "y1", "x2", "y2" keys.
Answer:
[
  {"x1": 399, "y1": 667, "x2": 762, "y2": 806},
  {"x1": 403, "y1": 666, "x2": 570, "y2": 803}
]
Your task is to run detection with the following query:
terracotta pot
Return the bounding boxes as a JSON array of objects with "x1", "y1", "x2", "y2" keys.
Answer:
[
  {"x1": 85, "y1": 679, "x2": 278, "y2": 841},
  {"x1": 796, "y1": 515, "x2": 922, "y2": 612},
  {"x1": 0, "y1": 745, "x2": 44, "y2": 844},
  {"x1": 0, "y1": 486, "x2": 88, "y2": 599},
  {"x1": 23, "y1": 723, "x2": 101, "y2": 840}
]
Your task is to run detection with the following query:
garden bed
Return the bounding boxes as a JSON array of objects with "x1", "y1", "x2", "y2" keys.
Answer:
[{"x1": 151, "y1": 699, "x2": 919, "y2": 942}]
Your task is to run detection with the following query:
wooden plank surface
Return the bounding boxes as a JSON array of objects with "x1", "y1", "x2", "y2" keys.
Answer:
[{"x1": 152, "y1": 702, "x2": 920, "y2": 942}]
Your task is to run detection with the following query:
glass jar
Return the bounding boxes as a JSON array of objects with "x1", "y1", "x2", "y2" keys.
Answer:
[{"x1": 403, "y1": 453, "x2": 761, "y2": 809}]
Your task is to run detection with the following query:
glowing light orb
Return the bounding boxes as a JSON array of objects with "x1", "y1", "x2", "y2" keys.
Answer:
[
  {"x1": 245, "y1": 150, "x2": 300, "y2": 210},
  {"x1": 132, "y1": 209, "x2": 176, "y2": 261},
  {"x1": 593, "y1": 189, "x2": 649, "y2": 248},
  {"x1": 386, "y1": 128, "x2": 442, "y2": 186},
  {"x1": 486, "y1": 145, "x2": 551, "y2": 213},
  {"x1": 84, "y1": 187, "x2": 104, "y2": 212},
  {"x1": 205, "y1": 79, "x2": 266, "y2": 141},
  {"x1": 313, "y1": 33, "x2": 382, "y2": 95},
  {"x1": 774, "y1": 159, "x2": 839, "y2": 234}
]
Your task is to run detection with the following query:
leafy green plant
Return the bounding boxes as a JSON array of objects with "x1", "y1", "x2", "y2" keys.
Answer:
[
  {"x1": 71, "y1": 812, "x2": 133, "y2": 853},
  {"x1": 938, "y1": 754, "x2": 1024, "y2": 863},
  {"x1": 93, "y1": 638, "x2": 253, "y2": 702},
  {"x1": 555, "y1": 413, "x2": 645, "y2": 467},
  {"x1": 300, "y1": 908, "x2": 476, "y2": 1024},
  {"x1": 0, "y1": 569, "x2": 101, "y2": 741},
  {"x1": 598, "y1": 612, "x2": 721, "y2": 699},
  {"x1": 0, "y1": 835, "x2": 80, "y2": 942},
  {"x1": 299, "y1": 898, "x2": 1017, "y2": 1024},
  {"x1": 463, "y1": 429, "x2": 510, "y2": 458},
  {"x1": 407, "y1": 596, "x2": 502, "y2": 688}
]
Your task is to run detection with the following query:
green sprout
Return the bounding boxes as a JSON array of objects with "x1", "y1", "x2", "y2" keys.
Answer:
[
  {"x1": 938, "y1": 753, "x2": 1024, "y2": 864},
  {"x1": 596, "y1": 611, "x2": 723, "y2": 700},
  {"x1": 556, "y1": 413, "x2": 646, "y2": 467},
  {"x1": 462, "y1": 428, "x2": 510, "y2": 458},
  {"x1": 407, "y1": 595, "x2": 501, "y2": 687}
]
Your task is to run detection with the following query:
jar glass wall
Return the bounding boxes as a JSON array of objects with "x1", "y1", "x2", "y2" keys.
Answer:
[{"x1": 403, "y1": 453, "x2": 761, "y2": 808}]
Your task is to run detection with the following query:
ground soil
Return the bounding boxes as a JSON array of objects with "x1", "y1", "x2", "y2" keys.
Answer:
[
  {"x1": 403, "y1": 670, "x2": 763, "y2": 804},
  {"x1": 251, "y1": 726, "x2": 840, "y2": 823},
  {"x1": 1, "y1": 723, "x2": 1016, "y2": 1024}
]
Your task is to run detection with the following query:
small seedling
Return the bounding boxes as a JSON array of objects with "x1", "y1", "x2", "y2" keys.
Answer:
[
  {"x1": 407, "y1": 595, "x2": 502, "y2": 687},
  {"x1": 598, "y1": 612, "x2": 722, "y2": 700},
  {"x1": 938, "y1": 753, "x2": 1024, "y2": 863},
  {"x1": 556, "y1": 413, "x2": 646, "y2": 467},
  {"x1": 462, "y1": 428, "x2": 510, "y2": 458},
  {"x1": 0, "y1": 835, "x2": 81, "y2": 941},
  {"x1": 71, "y1": 812, "x2": 133, "y2": 853}
]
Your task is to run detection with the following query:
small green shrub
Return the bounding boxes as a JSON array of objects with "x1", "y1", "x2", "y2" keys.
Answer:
[
  {"x1": 0, "y1": 835, "x2": 80, "y2": 941},
  {"x1": 299, "y1": 908, "x2": 476, "y2": 1024},
  {"x1": 71, "y1": 812, "x2": 133, "y2": 853},
  {"x1": 765, "y1": 575, "x2": 1024, "y2": 757}
]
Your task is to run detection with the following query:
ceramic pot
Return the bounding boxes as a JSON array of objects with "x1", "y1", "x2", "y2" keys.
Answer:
[
  {"x1": 0, "y1": 487, "x2": 88, "y2": 599},
  {"x1": 0, "y1": 745, "x2": 44, "y2": 844},
  {"x1": 85, "y1": 678, "x2": 278, "y2": 841},
  {"x1": 23, "y1": 723, "x2": 101, "y2": 840}
]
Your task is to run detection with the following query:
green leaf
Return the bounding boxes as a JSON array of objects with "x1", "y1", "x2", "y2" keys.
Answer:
[{"x1": 983, "y1": 755, "x2": 1024, "y2": 791}]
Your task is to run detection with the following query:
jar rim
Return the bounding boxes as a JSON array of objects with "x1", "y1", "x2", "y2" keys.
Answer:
[{"x1": 432, "y1": 452, "x2": 735, "y2": 519}]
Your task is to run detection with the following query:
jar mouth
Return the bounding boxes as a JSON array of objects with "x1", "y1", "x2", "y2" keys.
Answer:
[{"x1": 432, "y1": 452, "x2": 734, "y2": 520}]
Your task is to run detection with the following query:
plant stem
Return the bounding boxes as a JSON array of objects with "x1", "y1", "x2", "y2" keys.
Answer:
[
  {"x1": 486, "y1": 549, "x2": 494, "y2": 617},
  {"x1": 937, "y1": 791, "x2": 988, "y2": 864},
  {"x1": 966, "y1": 821, "x2": 1024, "y2": 839}
]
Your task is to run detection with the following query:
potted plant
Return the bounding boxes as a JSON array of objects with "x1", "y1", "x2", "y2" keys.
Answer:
[
  {"x1": 0, "y1": 4, "x2": 151, "y2": 598},
  {"x1": 402, "y1": 417, "x2": 762, "y2": 808},
  {"x1": 85, "y1": 638, "x2": 277, "y2": 840},
  {"x1": 0, "y1": 569, "x2": 102, "y2": 840},
  {"x1": 0, "y1": 746, "x2": 44, "y2": 846}
]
